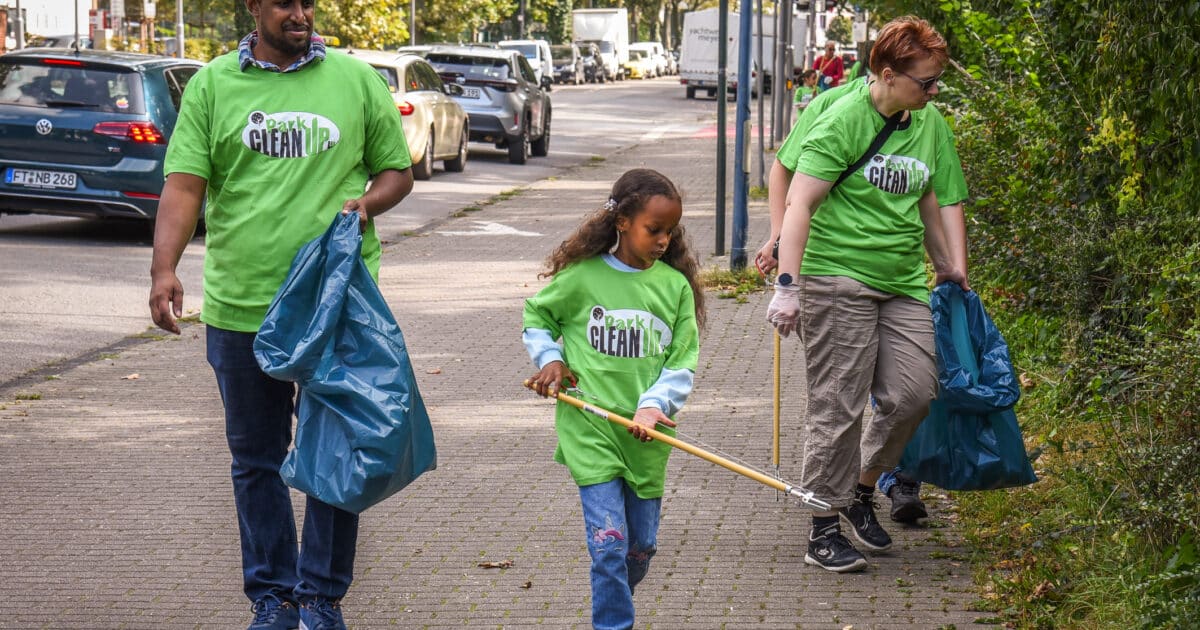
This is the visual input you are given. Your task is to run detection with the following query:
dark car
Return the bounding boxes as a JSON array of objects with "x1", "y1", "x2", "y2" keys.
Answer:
[
  {"x1": 577, "y1": 41, "x2": 606, "y2": 83},
  {"x1": 551, "y1": 44, "x2": 584, "y2": 85},
  {"x1": 0, "y1": 48, "x2": 203, "y2": 222},
  {"x1": 425, "y1": 46, "x2": 551, "y2": 165}
]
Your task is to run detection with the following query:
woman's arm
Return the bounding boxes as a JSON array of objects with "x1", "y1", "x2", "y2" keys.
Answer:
[
  {"x1": 919, "y1": 190, "x2": 966, "y2": 289},
  {"x1": 755, "y1": 160, "x2": 796, "y2": 273}
]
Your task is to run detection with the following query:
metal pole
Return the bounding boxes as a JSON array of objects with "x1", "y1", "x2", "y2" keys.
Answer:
[
  {"x1": 14, "y1": 0, "x2": 23, "y2": 49},
  {"x1": 74, "y1": 0, "x2": 80, "y2": 50},
  {"x1": 731, "y1": 0, "x2": 750, "y2": 271},
  {"x1": 754, "y1": 0, "x2": 764, "y2": 188},
  {"x1": 772, "y1": 2, "x2": 788, "y2": 143},
  {"x1": 410, "y1": 0, "x2": 416, "y2": 46},
  {"x1": 715, "y1": 0, "x2": 728, "y2": 257},
  {"x1": 176, "y1": 0, "x2": 185, "y2": 58},
  {"x1": 527, "y1": 383, "x2": 831, "y2": 510}
]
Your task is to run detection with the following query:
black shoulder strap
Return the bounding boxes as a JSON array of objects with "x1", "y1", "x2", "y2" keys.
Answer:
[{"x1": 833, "y1": 110, "x2": 905, "y2": 188}]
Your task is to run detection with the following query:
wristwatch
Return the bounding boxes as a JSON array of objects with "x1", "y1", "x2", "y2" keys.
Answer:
[{"x1": 777, "y1": 273, "x2": 793, "y2": 287}]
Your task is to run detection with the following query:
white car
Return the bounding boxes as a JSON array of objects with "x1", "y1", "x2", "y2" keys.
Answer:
[
  {"x1": 340, "y1": 49, "x2": 470, "y2": 180},
  {"x1": 497, "y1": 39, "x2": 554, "y2": 90},
  {"x1": 629, "y1": 41, "x2": 667, "y2": 77}
]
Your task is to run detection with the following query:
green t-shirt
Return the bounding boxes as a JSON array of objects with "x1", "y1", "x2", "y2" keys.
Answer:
[
  {"x1": 165, "y1": 50, "x2": 412, "y2": 332},
  {"x1": 775, "y1": 86, "x2": 951, "y2": 302},
  {"x1": 523, "y1": 257, "x2": 700, "y2": 498},
  {"x1": 780, "y1": 77, "x2": 966, "y2": 207}
]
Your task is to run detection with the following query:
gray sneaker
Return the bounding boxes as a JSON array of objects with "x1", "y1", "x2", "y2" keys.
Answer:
[
  {"x1": 804, "y1": 523, "x2": 868, "y2": 573},
  {"x1": 888, "y1": 476, "x2": 928, "y2": 524}
]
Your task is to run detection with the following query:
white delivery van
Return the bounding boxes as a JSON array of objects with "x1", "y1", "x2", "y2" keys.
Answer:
[{"x1": 572, "y1": 8, "x2": 629, "y2": 82}]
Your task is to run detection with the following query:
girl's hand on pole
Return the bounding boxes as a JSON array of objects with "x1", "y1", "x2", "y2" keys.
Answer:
[
  {"x1": 528, "y1": 361, "x2": 576, "y2": 398},
  {"x1": 630, "y1": 407, "x2": 676, "y2": 442},
  {"x1": 766, "y1": 283, "x2": 802, "y2": 338}
]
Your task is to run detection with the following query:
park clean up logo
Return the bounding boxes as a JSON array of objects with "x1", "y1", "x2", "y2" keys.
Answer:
[
  {"x1": 865, "y1": 154, "x2": 930, "y2": 195},
  {"x1": 242, "y1": 110, "x2": 340, "y2": 158},
  {"x1": 587, "y1": 305, "x2": 672, "y2": 359}
]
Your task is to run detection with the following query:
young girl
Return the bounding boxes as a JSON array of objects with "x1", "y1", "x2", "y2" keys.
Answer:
[
  {"x1": 523, "y1": 168, "x2": 705, "y2": 630},
  {"x1": 794, "y1": 69, "x2": 819, "y2": 114}
]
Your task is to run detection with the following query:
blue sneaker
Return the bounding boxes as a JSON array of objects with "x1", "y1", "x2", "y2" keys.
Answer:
[
  {"x1": 299, "y1": 598, "x2": 346, "y2": 630},
  {"x1": 248, "y1": 593, "x2": 299, "y2": 630}
]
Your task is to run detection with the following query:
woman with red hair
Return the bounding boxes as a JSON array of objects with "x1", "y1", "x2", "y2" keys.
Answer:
[{"x1": 765, "y1": 16, "x2": 968, "y2": 573}]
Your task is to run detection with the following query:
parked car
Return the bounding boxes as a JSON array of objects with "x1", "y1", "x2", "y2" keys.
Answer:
[
  {"x1": 425, "y1": 46, "x2": 551, "y2": 165},
  {"x1": 27, "y1": 34, "x2": 94, "y2": 50},
  {"x1": 550, "y1": 44, "x2": 584, "y2": 85},
  {"x1": 497, "y1": 39, "x2": 553, "y2": 91},
  {"x1": 581, "y1": 39, "x2": 622, "y2": 82},
  {"x1": 341, "y1": 49, "x2": 469, "y2": 179},
  {"x1": 622, "y1": 49, "x2": 655, "y2": 79},
  {"x1": 0, "y1": 48, "x2": 202, "y2": 223},
  {"x1": 629, "y1": 42, "x2": 667, "y2": 77},
  {"x1": 578, "y1": 41, "x2": 606, "y2": 83}
]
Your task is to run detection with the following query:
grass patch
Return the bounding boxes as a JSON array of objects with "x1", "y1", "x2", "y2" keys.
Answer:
[
  {"x1": 700, "y1": 266, "x2": 767, "y2": 303},
  {"x1": 749, "y1": 185, "x2": 768, "y2": 200},
  {"x1": 588, "y1": 155, "x2": 605, "y2": 164},
  {"x1": 178, "y1": 313, "x2": 202, "y2": 324},
  {"x1": 14, "y1": 392, "x2": 41, "y2": 401}
]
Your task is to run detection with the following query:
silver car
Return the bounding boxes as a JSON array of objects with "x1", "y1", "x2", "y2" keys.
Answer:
[
  {"x1": 425, "y1": 46, "x2": 551, "y2": 165},
  {"x1": 342, "y1": 49, "x2": 470, "y2": 179}
]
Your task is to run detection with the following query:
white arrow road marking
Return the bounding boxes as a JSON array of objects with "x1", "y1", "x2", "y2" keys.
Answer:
[{"x1": 437, "y1": 221, "x2": 543, "y2": 237}]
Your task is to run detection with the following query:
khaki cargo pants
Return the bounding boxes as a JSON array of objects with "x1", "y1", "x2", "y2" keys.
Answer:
[{"x1": 797, "y1": 275, "x2": 937, "y2": 509}]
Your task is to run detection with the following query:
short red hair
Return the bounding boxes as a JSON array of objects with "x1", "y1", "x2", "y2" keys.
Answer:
[{"x1": 869, "y1": 16, "x2": 948, "y2": 75}]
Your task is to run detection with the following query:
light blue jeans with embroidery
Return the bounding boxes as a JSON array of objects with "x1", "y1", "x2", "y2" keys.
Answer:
[{"x1": 579, "y1": 479, "x2": 661, "y2": 630}]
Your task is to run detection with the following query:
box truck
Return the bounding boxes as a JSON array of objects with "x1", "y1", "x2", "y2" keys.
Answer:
[
  {"x1": 572, "y1": 8, "x2": 629, "y2": 82},
  {"x1": 679, "y1": 8, "x2": 806, "y2": 99}
]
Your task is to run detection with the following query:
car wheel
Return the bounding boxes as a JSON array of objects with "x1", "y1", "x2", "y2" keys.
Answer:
[
  {"x1": 444, "y1": 124, "x2": 468, "y2": 173},
  {"x1": 531, "y1": 109, "x2": 550, "y2": 158},
  {"x1": 507, "y1": 124, "x2": 529, "y2": 165},
  {"x1": 413, "y1": 130, "x2": 434, "y2": 180},
  {"x1": 686, "y1": 86, "x2": 696, "y2": 99}
]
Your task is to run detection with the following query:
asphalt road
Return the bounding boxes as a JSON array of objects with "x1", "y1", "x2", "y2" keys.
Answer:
[{"x1": 0, "y1": 77, "x2": 736, "y2": 386}]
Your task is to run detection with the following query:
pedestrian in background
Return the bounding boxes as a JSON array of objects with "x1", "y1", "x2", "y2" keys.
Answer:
[
  {"x1": 524, "y1": 168, "x2": 704, "y2": 629},
  {"x1": 794, "y1": 69, "x2": 820, "y2": 114},
  {"x1": 814, "y1": 40, "x2": 845, "y2": 90},
  {"x1": 765, "y1": 16, "x2": 967, "y2": 573},
  {"x1": 147, "y1": 0, "x2": 414, "y2": 627}
]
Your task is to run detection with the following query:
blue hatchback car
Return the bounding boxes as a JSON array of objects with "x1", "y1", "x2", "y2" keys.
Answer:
[{"x1": 0, "y1": 48, "x2": 203, "y2": 222}]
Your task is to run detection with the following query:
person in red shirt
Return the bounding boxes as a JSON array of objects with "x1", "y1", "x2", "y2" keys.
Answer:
[{"x1": 813, "y1": 40, "x2": 845, "y2": 90}]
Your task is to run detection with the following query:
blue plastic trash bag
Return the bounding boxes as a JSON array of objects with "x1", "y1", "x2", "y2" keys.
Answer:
[
  {"x1": 899, "y1": 282, "x2": 1037, "y2": 491},
  {"x1": 254, "y1": 212, "x2": 437, "y2": 514}
]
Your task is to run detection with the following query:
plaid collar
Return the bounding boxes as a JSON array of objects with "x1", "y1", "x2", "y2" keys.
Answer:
[{"x1": 238, "y1": 31, "x2": 326, "y2": 73}]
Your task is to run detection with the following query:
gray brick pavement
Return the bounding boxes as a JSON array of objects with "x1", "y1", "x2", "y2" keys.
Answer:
[{"x1": 0, "y1": 134, "x2": 992, "y2": 628}]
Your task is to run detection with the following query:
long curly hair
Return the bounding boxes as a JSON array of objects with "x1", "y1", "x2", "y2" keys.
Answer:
[{"x1": 541, "y1": 168, "x2": 707, "y2": 329}]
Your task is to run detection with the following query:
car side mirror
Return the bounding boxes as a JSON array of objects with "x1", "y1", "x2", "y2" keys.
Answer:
[{"x1": 541, "y1": 76, "x2": 552, "y2": 91}]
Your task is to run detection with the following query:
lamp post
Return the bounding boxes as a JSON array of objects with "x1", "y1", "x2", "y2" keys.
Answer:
[{"x1": 176, "y1": 0, "x2": 185, "y2": 58}]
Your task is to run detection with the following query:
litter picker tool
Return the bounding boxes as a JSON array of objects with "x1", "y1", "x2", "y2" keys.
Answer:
[
  {"x1": 756, "y1": 249, "x2": 783, "y2": 499},
  {"x1": 523, "y1": 380, "x2": 830, "y2": 510}
]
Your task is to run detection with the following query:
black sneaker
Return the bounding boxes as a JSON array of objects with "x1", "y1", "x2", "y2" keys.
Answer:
[
  {"x1": 805, "y1": 523, "x2": 868, "y2": 572},
  {"x1": 840, "y1": 495, "x2": 893, "y2": 551},
  {"x1": 888, "y1": 476, "x2": 928, "y2": 524}
]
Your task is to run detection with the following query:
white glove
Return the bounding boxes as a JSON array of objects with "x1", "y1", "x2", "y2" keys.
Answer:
[{"x1": 766, "y1": 283, "x2": 801, "y2": 338}]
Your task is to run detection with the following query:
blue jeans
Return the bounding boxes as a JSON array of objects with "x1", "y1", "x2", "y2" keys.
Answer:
[
  {"x1": 579, "y1": 479, "x2": 661, "y2": 630},
  {"x1": 207, "y1": 327, "x2": 359, "y2": 604},
  {"x1": 877, "y1": 467, "x2": 921, "y2": 496}
]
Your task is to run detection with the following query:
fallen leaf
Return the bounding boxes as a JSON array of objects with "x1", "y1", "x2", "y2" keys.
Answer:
[
  {"x1": 426, "y1": 368, "x2": 443, "y2": 375},
  {"x1": 1019, "y1": 372, "x2": 1035, "y2": 389},
  {"x1": 477, "y1": 560, "x2": 513, "y2": 569},
  {"x1": 521, "y1": 581, "x2": 532, "y2": 589},
  {"x1": 122, "y1": 373, "x2": 140, "y2": 380}
]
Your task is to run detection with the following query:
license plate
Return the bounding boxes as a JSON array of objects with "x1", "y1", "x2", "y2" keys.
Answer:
[
  {"x1": 462, "y1": 87, "x2": 481, "y2": 98},
  {"x1": 5, "y1": 168, "x2": 77, "y2": 190}
]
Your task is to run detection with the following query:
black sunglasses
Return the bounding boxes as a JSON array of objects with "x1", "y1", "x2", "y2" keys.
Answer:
[{"x1": 897, "y1": 69, "x2": 944, "y2": 93}]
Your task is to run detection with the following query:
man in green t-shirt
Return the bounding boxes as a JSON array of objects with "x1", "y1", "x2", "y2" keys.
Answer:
[{"x1": 148, "y1": 1, "x2": 413, "y2": 627}]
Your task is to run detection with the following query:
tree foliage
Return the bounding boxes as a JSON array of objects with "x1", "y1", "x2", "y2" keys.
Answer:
[{"x1": 825, "y1": 15, "x2": 853, "y2": 45}]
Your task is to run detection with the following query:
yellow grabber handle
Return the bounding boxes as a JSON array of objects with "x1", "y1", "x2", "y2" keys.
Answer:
[{"x1": 523, "y1": 380, "x2": 831, "y2": 511}]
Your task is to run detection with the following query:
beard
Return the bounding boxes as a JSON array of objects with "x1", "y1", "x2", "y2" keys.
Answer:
[{"x1": 260, "y1": 22, "x2": 311, "y2": 59}]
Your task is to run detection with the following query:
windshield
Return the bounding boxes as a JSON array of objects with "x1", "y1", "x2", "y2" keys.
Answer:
[
  {"x1": 425, "y1": 53, "x2": 512, "y2": 81},
  {"x1": 0, "y1": 61, "x2": 145, "y2": 113},
  {"x1": 551, "y1": 46, "x2": 574, "y2": 63},
  {"x1": 499, "y1": 43, "x2": 538, "y2": 59}
]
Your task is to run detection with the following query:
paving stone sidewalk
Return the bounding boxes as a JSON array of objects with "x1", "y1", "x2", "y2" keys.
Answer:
[{"x1": 0, "y1": 133, "x2": 992, "y2": 629}]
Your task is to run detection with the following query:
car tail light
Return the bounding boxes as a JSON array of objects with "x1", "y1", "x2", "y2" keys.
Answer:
[
  {"x1": 42, "y1": 58, "x2": 84, "y2": 67},
  {"x1": 479, "y1": 79, "x2": 519, "y2": 93},
  {"x1": 93, "y1": 121, "x2": 165, "y2": 144},
  {"x1": 398, "y1": 101, "x2": 415, "y2": 116},
  {"x1": 122, "y1": 191, "x2": 160, "y2": 199}
]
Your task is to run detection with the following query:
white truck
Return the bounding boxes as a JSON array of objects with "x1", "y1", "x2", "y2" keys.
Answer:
[
  {"x1": 679, "y1": 8, "x2": 806, "y2": 99},
  {"x1": 572, "y1": 8, "x2": 629, "y2": 82}
]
